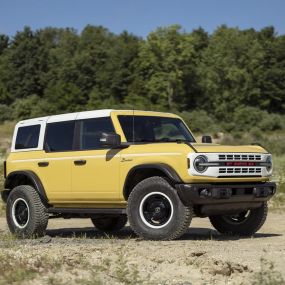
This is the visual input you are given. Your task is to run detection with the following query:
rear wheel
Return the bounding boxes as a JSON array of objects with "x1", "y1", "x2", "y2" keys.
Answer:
[
  {"x1": 127, "y1": 176, "x2": 192, "y2": 240},
  {"x1": 209, "y1": 202, "x2": 268, "y2": 236},
  {"x1": 6, "y1": 185, "x2": 49, "y2": 238},
  {"x1": 91, "y1": 214, "x2": 128, "y2": 233}
]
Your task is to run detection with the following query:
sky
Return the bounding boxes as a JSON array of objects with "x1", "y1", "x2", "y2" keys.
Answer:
[{"x1": 0, "y1": 0, "x2": 284, "y2": 37}]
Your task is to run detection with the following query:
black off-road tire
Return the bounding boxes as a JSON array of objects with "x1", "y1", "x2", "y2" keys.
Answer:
[
  {"x1": 209, "y1": 202, "x2": 268, "y2": 236},
  {"x1": 6, "y1": 185, "x2": 49, "y2": 238},
  {"x1": 127, "y1": 176, "x2": 192, "y2": 240},
  {"x1": 91, "y1": 214, "x2": 128, "y2": 233}
]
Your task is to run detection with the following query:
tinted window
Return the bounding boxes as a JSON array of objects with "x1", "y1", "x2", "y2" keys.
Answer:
[
  {"x1": 45, "y1": 121, "x2": 75, "y2": 152},
  {"x1": 15, "y1": 125, "x2": 41, "y2": 149},
  {"x1": 78, "y1": 117, "x2": 114, "y2": 150},
  {"x1": 118, "y1": 116, "x2": 195, "y2": 143}
]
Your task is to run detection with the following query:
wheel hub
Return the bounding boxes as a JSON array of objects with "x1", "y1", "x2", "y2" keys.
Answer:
[
  {"x1": 139, "y1": 192, "x2": 174, "y2": 229},
  {"x1": 12, "y1": 198, "x2": 30, "y2": 228}
]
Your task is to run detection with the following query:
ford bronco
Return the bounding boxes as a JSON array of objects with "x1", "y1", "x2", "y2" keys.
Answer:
[{"x1": 1, "y1": 110, "x2": 276, "y2": 240}]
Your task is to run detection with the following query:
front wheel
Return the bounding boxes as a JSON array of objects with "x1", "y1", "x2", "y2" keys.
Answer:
[
  {"x1": 127, "y1": 176, "x2": 192, "y2": 240},
  {"x1": 209, "y1": 202, "x2": 268, "y2": 236}
]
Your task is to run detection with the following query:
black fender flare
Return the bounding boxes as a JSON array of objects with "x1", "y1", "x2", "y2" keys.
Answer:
[
  {"x1": 3, "y1": 170, "x2": 49, "y2": 204},
  {"x1": 123, "y1": 163, "x2": 183, "y2": 199}
]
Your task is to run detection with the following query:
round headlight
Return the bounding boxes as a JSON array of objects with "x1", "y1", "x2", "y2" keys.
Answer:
[
  {"x1": 194, "y1": 155, "x2": 208, "y2": 173},
  {"x1": 266, "y1": 156, "x2": 272, "y2": 172}
]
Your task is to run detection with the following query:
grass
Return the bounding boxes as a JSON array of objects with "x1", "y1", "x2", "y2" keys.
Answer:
[
  {"x1": 251, "y1": 258, "x2": 285, "y2": 285},
  {"x1": 0, "y1": 252, "x2": 65, "y2": 285},
  {"x1": 0, "y1": 249, "x2": 96, "y2": 285}
]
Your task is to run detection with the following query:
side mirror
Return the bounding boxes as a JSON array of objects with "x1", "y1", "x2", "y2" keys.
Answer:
[
  {"x1": 100, "y1": 132, "x2": 121, "y2": 148},
  {"x1": 202, "y1": 135, "x2": 212, "y2": 144}
]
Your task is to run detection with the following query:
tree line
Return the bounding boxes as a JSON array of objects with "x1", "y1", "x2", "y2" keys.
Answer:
[{"x1": 0, "y1": 24, "x2": 284, "y2": 133}]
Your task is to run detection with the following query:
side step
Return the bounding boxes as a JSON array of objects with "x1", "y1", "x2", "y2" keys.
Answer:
[{"x1": 48, "y1": 208, "x2": 127, "y2": 215}]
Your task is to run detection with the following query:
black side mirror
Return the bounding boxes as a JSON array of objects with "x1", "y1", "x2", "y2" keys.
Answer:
[
  {"x1": 202, "y1": 135, "x2": 212, "y2": 143},
  {"x1": 100, "y1": 133, "x2": 121, "y2": 148}
]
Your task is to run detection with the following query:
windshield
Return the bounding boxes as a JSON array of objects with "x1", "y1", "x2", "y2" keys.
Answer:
[{"x1": 118, "y1": 115, "x2": 195, "y2": 143}]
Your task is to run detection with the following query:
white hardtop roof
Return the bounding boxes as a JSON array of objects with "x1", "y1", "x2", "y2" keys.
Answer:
[
  {"x1": 16, "y1": 109, "x2": 177, "y2": 126},
  {"x1": 16, "y1": 109, "x2": 113, "y2": 126}
]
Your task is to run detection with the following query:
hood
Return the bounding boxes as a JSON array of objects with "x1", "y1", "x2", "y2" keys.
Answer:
[{"x1": 191, "y1": 143, "x2": 268, "y2": 154}]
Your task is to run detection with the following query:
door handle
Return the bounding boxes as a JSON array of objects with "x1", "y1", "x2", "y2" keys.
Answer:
[
  {"x1": 38, "y1": 162, "x2": 49, "y2": 167},
  {"x1": 74, "y1": 160, "x2": 87, "y2": 166}
]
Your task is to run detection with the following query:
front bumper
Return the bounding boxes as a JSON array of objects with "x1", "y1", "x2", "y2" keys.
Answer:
[{"x1": 176, "y1": 182, "x2": 276, "y2": 216}]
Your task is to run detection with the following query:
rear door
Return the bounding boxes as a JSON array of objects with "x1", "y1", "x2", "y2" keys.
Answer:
[
  {"x1": 38, "y1": 116, "x2": 76, "y2": 202},
  {"x1": 71, "y1": 116, "x2": 120, "y2": 201}
]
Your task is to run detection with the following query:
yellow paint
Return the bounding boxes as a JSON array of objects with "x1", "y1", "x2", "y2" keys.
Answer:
[{"x1": 6, "y1": 110, "x2": 271, "y2": 207}]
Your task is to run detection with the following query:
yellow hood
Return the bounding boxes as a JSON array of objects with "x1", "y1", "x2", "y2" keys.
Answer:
[{"x1": 191, "y1": 143, "x2": 268, "y2": 153}]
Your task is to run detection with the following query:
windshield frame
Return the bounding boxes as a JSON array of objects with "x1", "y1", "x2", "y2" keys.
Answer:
[{"x1": 117, "y1": 115, "x2": 196, "y2": 144}]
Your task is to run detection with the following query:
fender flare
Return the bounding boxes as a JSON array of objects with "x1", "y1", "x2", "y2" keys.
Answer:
[
  {"x1": 123, "y1": 163, "x2": 183, "y2": 199},
  {"x1": 3, "y1": 170, "x2": 48, "y2": 204}
]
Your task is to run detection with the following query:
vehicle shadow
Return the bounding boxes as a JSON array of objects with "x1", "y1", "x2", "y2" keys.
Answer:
[{"x1": 46, "y1": 226, "x2": 282, "y2": 241}]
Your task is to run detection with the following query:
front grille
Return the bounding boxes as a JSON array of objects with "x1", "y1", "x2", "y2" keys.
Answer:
[
  {"x1": 219, "y1": 167, "x2": 262, "y2": 174},
  {"x1": 218, "y1": 154, "x2": 261, "y2": 161},
  {"x1": 189, "y1": 152, "x2": 269, "y2": 178}
]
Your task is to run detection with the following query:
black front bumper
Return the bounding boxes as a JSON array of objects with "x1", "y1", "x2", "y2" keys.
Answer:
[{"x1": 176, "y1": 182, "x2": 276, "y2": 216}]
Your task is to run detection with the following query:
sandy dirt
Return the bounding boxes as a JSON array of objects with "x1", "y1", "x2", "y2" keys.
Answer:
[{"x1": 0, "y1": 212, "x2": 284, "y2": 285}]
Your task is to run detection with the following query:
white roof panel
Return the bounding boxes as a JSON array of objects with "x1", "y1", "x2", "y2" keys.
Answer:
[{"x1": 76, "y1": 109, "x2": 112, "y2": 120}]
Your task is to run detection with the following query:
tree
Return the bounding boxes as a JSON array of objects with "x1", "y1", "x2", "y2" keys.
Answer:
[
  {"x1": 198, "y1": 26, "x2": 265, "y2": 119},
  {"x1": 136, "y1": 25, "x2": 196, "y2": 110}
]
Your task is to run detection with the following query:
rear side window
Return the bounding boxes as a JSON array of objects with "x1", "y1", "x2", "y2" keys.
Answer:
[
  {"x1": 45, "y1": 121, "x2": 75, "y2": 152},
  {"x1": 78, "y1": 117, "x2": 115, "y2": 150},
  {"x1": 15, "y1": 125, "x2": 41, "y2": 149}
]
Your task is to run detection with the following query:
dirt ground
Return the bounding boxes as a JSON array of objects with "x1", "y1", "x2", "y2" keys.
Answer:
[{"x1": 0, "y1": 212, "x2": 284, "y2": 285}]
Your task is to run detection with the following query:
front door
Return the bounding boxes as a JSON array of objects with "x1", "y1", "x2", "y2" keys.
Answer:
[{"x1": 71, "y1": 117, "x2": 120, "y2": 201}]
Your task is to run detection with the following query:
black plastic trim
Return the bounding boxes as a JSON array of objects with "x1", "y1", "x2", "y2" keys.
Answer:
[
  {"x1": 3, "y1": 161, "x2": 6, "y2": 179},
  {"x1": 3, "y1": 170, "x2": 49, "y2": 203},
  {"x1": 48, "y1": 208, "x2": 126, "y2": 214},
  {"x1": 176, "y1": 182, "x2": 276, "y2": 206},
  {"x1": 123, "y1": 163, "x2": 183, "y2": 199},
  {"x1": 127, "y1": 163, "x2": 182, "y2": 183}
]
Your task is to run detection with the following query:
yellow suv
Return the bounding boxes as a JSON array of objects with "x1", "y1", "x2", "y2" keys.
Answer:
[{"x1": 1, "y1": 110, "x2": 276, "y2": 240}]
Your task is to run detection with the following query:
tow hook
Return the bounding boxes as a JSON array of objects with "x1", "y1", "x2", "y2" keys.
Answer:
[
  {"x1": 200, "y1": 188, "x2": 232, "y2": 199},
  {"x1": 253, "y1": 187, "x2": 272, "y2": 198}
]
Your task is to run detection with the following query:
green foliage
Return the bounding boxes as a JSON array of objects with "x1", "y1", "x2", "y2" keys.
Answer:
[
  {"x1": 180, "y1": 110, "x2": 219, "y2": 133},
  {"x1": 224, "y1": 106, "x2": 284, "y2": 132},
  {"x1": 0, "y1": 24, "x2": 284, "y2": 142}
]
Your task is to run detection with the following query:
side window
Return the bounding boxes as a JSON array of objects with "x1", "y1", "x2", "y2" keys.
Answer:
[
  {"x1": 45, "y1": 121, "x2": 75, "y2": 152},
  {"x1": 78, "y1": 117, "x2": 115, "y2": 150},
  {"x1": 15, "y1": 125, "x2": 41, "y2": 150}
]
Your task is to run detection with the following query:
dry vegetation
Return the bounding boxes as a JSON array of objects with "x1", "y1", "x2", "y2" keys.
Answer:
[{"x1": 0, "y1": 216, "x2": 284, "y2": 285}]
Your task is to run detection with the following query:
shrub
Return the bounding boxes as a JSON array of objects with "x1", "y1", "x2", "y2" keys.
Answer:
[
  {"x1": 180, "y1": 110, "x2": 220, "y2": 133},
  {"x1": 230, "y1": 106, "x2": 284, "y2": 132},
  {"x1": 11, "y1": 95, "x2": 55, "y2": 120},
  {"x1": 0, "y1": 104, "x2": 12, "y2": 122}
]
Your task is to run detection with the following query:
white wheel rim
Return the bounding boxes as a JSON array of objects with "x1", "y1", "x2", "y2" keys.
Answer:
[
  {"x1": 139, "y1": 192, "x2": 174, "y2": 229},
  {"x1": 12, "y1": 198, "x2": 30, "y2": 229}
]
